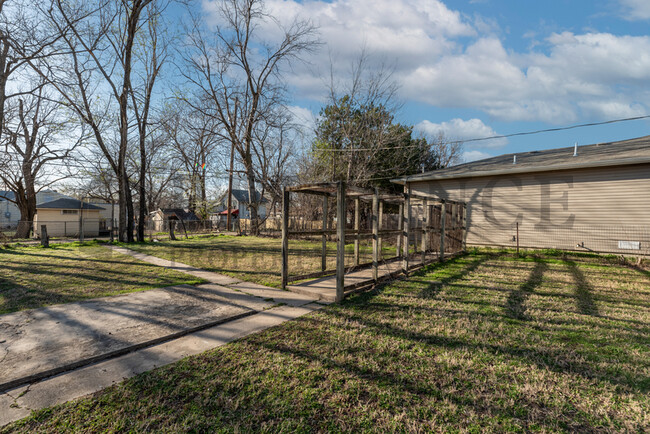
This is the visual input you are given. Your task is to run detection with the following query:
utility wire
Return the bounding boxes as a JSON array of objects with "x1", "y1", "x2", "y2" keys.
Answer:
[{"x1": 309, "y1": 114, "x2": 650, "y2": 152}]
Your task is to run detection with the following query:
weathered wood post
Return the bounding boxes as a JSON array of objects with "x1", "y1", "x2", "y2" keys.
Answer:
[
  {"x1": 372, "y1": 188, "x2": 379, "y2": 282},
  {"x1": 40, "y1": 225, "x2": 49, "y2": 248},
  {"x1": 421, "y1": 200, "x2": 428, "y2": 265},
  {"x1": 402, "y1": 184, "x2": 411, "y2": 275},
  {"x1": 378, "y1": 200, "x2": 383, "y2": 261},
  {"x1": 462, "y1": 203, "x2": 468, "y2": 251},
  {"x1": 439, "y1": 200, "x2": 446, "y2": 262},
  {"x1": 336, "y1": 181, "x2": 346, "y2": 301},
  {"x1": 281, "y1": 186, "x2": 290, "y2": 289},
  {"x1": 354, "y1": 198, "x2": 360, "y2": 266},
  {"x1": 397, "y1": 203, "x2": 403, "y2": 258},
  {"x1": 322, "y1": 195, "x2": 328, "y2": 271}
]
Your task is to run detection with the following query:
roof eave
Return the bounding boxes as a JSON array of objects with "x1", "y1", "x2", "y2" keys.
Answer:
[{"x1": 391, "y1": 157, "x2": 650, "y2": 185}]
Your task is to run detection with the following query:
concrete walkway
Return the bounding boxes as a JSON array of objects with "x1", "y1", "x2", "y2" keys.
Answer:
[{"x1": 0, "y1": 245, "x2": 324, "y2": 426}]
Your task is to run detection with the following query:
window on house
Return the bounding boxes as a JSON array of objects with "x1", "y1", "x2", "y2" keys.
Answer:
[{"x1": 62, "y1": 210, "x2": 78, "y2": 215}]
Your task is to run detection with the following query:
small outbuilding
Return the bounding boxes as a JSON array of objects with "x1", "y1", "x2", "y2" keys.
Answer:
[
  {"x1": 33, "y1": 199, "x2": 104, "y2": 238},
  {"x1": 392, "y1": 135, "x2": 650, "y2": 255}
]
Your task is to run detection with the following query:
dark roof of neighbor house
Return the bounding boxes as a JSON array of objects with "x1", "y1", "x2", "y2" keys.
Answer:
[
  {"x1": 230, "y1": 189, "x2": 269, "y2": 204},
  {"x1": 392, "y1": 135, "x2": 650, "y2": 184},
  {"x1": 158, "y1": 208, "x2": 200, "y2": 221},
  {"x1": 36, "y1": 198, "x2": 104, "y2": 210}
]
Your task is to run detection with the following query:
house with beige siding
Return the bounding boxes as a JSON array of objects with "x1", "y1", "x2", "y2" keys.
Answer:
[
  {"x1": 34, "y1": 199, "x2": 104, "y2": 238},
  {"x1": 393, "y1": 136, "x2": 650, "y2": 255}
]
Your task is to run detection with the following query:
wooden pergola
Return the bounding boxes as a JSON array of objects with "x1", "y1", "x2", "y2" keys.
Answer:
[{"x1": 281, "y1": 181, "x2": 467, "y2": 301}]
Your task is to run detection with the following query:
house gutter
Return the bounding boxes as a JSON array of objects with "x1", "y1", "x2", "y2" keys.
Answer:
[{"x1": 391, "y1": 157, "x2": 650, "y2": 185}]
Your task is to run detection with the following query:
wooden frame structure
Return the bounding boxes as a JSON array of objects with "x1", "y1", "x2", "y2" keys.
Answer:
[{"x1": 281, "y1": 182, "x2": 466, "y2": 301}]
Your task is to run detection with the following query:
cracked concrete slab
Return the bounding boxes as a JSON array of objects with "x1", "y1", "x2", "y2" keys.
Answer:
[
  {"x1": 0, "y1": 284, "x2": 269, "y2": 392},
  {"x1": 0, "y1": 303, "x2": 325, "y2": 427}
]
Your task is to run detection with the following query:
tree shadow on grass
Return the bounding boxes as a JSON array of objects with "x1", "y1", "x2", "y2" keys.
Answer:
[
  {"x1": 506, "y1": 259, "x2": 548, "y2": 320},
  {"x1": 321, "y1": 307, "x2": 648, "y2": 394},
  {"x1": 563, "y1": 259, "x2": 600, "y2": 316},
  {"x1": 410, "y1": 253, "x2": 498, "y2": 299}
]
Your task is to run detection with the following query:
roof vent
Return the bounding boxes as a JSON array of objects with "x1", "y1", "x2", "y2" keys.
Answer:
[
  {"x1": 513, "y1": 155, "x2": 517, "y2": 164},
  {"x1": 573, "y1": 142, "x2": 578, "y2": 157}
]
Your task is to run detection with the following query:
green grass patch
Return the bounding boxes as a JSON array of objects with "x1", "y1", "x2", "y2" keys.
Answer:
[
  {"x1": 0, "y1": 241, "x2": 205, "y2": 314},
  {"x1": 4, "y1": 250, "x2": 649, "y2": 432}
]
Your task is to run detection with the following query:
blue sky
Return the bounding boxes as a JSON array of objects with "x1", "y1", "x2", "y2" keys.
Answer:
[{"x1": 202, "y1": 0, "x2": 650, "y2": 162}]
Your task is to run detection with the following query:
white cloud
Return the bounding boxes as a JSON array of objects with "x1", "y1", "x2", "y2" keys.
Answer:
[
  {"x1": 403, "y1": 32, "x2": 650, "y2": 123},
  {"x1": 415, "y1": 118, "x2": 508, "y2": 148},
  {"x1": 462, "y1": 150, "x2": 492, "y2": 162},
  {"x1": 619, "y1": 0, "x2": 650, "y2": 20},
  {"x1": 202, "y1": 0, "x2": 650, "y2": 125},
  {"x1": 287, "y1": 105, "x2": 316, "y2": 134}
]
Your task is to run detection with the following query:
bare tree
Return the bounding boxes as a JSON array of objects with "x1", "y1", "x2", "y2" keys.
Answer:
[
  {"x1": 181, "y1": 0, "x2": 318, "y2": 234},
  {"x1": 131, "y1": 0, "x2": 170, "y2": 241},
  {"x1": 36, "y1": 0, "x2": 157, "y2": 242},
  {"x1": 161, "y1": 104, "x2": 223, "y2": 218},
  {"x1": 423, "y1": 132, "x2": 463, "y2": 168},
  {"x1": 304, "y1": 50, "x2": 456, "y2": 191},
  {"x1": 0, "y1": 84, "x2": 84, "y2": 238}
]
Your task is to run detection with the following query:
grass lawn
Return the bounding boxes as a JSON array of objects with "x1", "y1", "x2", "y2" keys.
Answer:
[
  {"x1": 124, "y1": 234, "x2": 396, "y2": 288},
  {"x1": 4, "y1": 249, "x2": 649, "y2": 432},
  {"x1": 0, "y1": 241, "x2": 205, "y2": 314}
]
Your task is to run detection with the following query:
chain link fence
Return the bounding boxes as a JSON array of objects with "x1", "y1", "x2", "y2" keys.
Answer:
[{"x1": 469, "y1": 222, "x2": 650, "y2": 256}]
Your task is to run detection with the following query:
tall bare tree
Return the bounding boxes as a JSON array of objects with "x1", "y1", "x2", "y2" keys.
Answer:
[
  {"x1": 161, "y1": 104, "x2": 223, "y2": 218},
  {"x1": 0, "y1": 85, "x2": 83, "y2": 237},
  {"x1": 35, "y1": 0, "x2": 157, "y2": 242},
  {"x1": 182, "y1": 0, "x2": 318, "y2": 234}
]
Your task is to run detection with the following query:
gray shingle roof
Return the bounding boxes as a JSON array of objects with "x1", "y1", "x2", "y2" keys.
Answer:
[
  {"x1": 231, "y1": 189, "x2": 269, "y2": 204},
  {"x1": 36, "y1": 198, "x2": 104, "y2": 210},
  {"x1": 0, "y1": 191, "x2": 15, "y2": 202},
  {"x1": 393, "y1": 135, "x2": 650, "y2": 184}
]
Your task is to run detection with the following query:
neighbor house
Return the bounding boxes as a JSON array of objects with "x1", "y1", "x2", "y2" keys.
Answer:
[
  {"x1": 0, "y1": 190, "x2": 69, "y2": 229},
  {"x1": 33, "y1": 198, "x2": 105, "y2": 238},
  {"x1": 392, "y1": 136, "x2": 650, "y2": 255},
  {"x1": 215, "y1": 189, "x2": 268, "y2": 220},
  {"x1": 149, "y1": 208, "x2": 200, "y2": 232}
]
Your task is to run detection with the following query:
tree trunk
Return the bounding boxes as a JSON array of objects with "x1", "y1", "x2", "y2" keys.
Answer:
[{"x1": 244, "y1": 158, "x2": 259, "y2": 236}]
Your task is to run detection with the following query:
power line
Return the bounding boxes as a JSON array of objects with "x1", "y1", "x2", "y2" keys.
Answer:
[{"x1": 309, "y1": 114, "x2": 650, "y2": 152}]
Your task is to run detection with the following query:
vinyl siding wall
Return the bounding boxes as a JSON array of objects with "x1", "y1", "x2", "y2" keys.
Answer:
[{"x1": 408, "y1": 163, "x2": 650, "y2": 255}]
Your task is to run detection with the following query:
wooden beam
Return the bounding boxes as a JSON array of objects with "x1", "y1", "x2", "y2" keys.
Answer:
[
  {"x1": 439, "y1": 200, "x2": 446, "y2": 262},
  {"x1": 354, "y1": 198, "x2": 360, "y2": 266},
  {"x1": 281, "y1": 187, "x2": 290, "y2": 289},
  {"x1": 322, "y1": 195, "x2": 328, "y2": 271},
  {"x1": 336, "y1": 181, "x2": 346, "y2": 301},
  {"x1": 372, "y1": 188, "x2": 379, "y2": 282}
]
